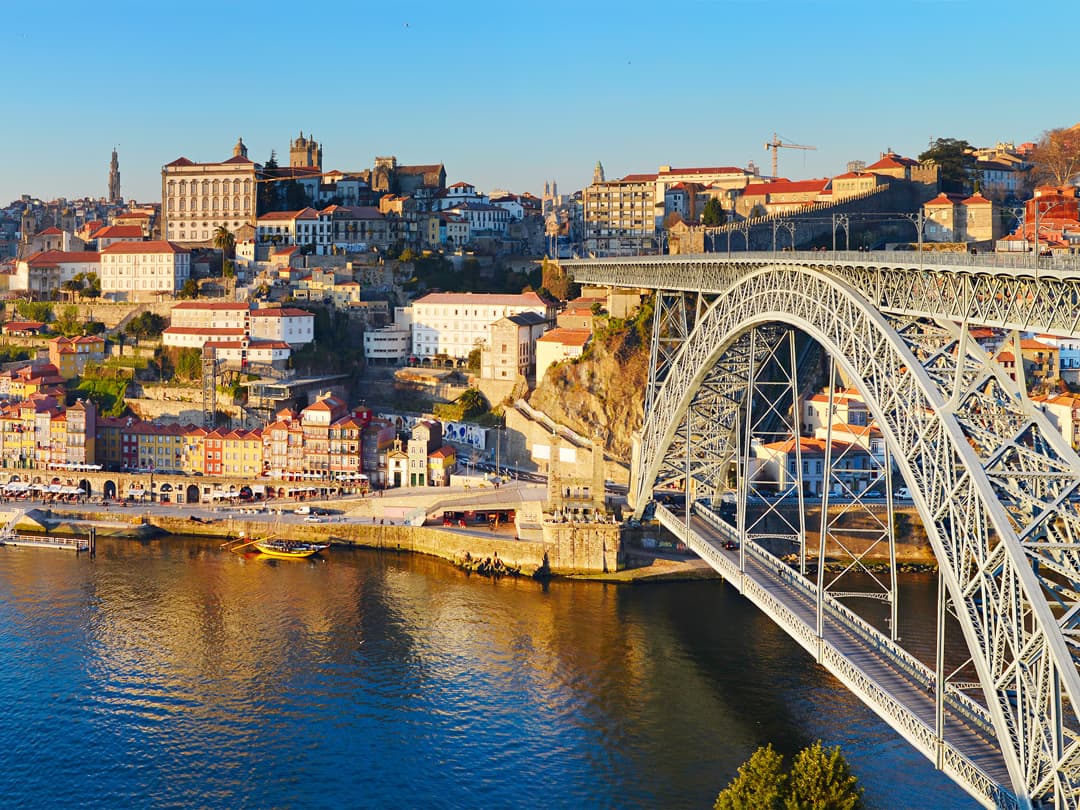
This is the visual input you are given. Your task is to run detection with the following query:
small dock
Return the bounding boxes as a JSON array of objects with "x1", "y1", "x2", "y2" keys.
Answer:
[{"x1": 0, "y1": 534, "x2": 90, "y2": 552}]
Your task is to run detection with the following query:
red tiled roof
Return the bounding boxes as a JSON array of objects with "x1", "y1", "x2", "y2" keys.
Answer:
[
  {"x1": 101, "y1": 240, "x2": 189, "y2": 254},
  {"x1": 92, "y1": 225, "x2": 143, "y2": 239},
  {"x1": 537, "y1": 328, "x2": 591, "y2": 347},
  {"x1": 744, "y1": 178, "x2": 830, "y2": 196},
  {"x1": 414, "y1": 292, "x2": 548, "y2": 307},
  {"x1": 165, "y1": 157, "x2": 195, "y2": 167},
  {"x1": 163, "y1": 327, "x2": 246, "y2": 336},
  {"x1": 618, "y1": 173, "x2": 659, "y2": 183},
  {"x1": 925, "y1": 193, "x2": 962, "y2": 207},
  {"x1": 26, "y1": 250, "x2": 100, "y2": 266},
  {"x1": 172, "y1": 302, "x2": 250, "y2": 310},
  {"x1": 658, "y1": 166, "x2": 746, "y2": 176},
  {"x1": 866, "y1": 153, "x2": 919, "y2": 170},
  {"x1": 37, "y1": 227, "x2": 63, "y2": 235},
  {"x1": 250, "y1": 308, "x2": 312, "y2": 318}
]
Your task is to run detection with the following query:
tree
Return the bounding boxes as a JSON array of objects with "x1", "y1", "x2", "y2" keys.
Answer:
[
  {"x1": 784, "y1": 741, "x2": 862, "y2": 810},
  {"x1": 703, "y1": 197, "x2": 727, "y2": 227},
  {"x1": 919, "y1": 137, "x2": 976, "y2": 194},
  {"x1": 16, "y1": 301, "x2": 52, "y2": 323},
  {"x1": 54, "y1": 304, "x2": 82, "y2": 336},
  {"x1": 213, "y1": 224, "x2": 236, "y2": 262},
  {"x1": 457, "y1": 388, "x2": 488, "y2": 419},
  {"x1": 258, "y1": 151, "x2": 280, "y2": 212},
  {"x1": 174, "y1": 348, "x2": 202, "y2": 381},
  {"x1": 466, "y1": 345, "x2": 482, "y2": 373},
  {"x1": 125, "y1": 311, "x2": 167, "y2": 341},
  {"x1": 178, "y1": 279, "x2": 199, "y2": 299},
  {"x1": 1030, "y1": 126, "x2": 1080, "y2": 187},
  {"x1": 715, "y1": 744, "x2": 785, "y2": 810},
  {"x1": 716, "y1": 742, "x2": 862, "y2": 810},
  {"x1": 81, "y1": 272, "x2": 101, "y2": 299},
  {"x1": 222, "y1": 259, "x2": 236, "y2": 279}
]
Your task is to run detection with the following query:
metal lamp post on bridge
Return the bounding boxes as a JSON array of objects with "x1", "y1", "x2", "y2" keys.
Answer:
[
  {"x1": 895, "y1": 207, "x2": 926, "y2": 270},
  {"x1": 831, "y1": 213, "x2": 850, "y2": 252},
  {"x1": 771, "y1": 219, "x2": 796, "y2": 253}
]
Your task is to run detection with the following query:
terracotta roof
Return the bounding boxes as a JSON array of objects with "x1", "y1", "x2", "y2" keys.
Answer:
[
  {"x1": 448, "y1": 181, "x2": 474, "y2": 189},
  {"x1": 537, "y1": 328, "x2": 591, "y2": 347},
  {"x1": 250, "y1": 308, "x2": 312, "y2": 318},
  {"x1": 429, "y1": 445, "x2": 456, "y2": 459},
  {"x1": 37, "y1": 227, "x2": 63, "y2": 235},
  {"x1": 414, "y1": 292, "x2": 548, "y2": 307},
  {"x1": 222, "y1": 155, "x2": 254, "y2": 164},
  {"x1": 658, "y1": 166, "x2": 746, "y2": 176},
  {"x1": 92, "y1": 225, "x2": 143, "y2": 239},
  {"x1": 925, "y1": 193, "x2": 962, "y2": 207},
  {"x1": 163, "y1": 327, "x2": 246, "y2": 336},
  {"x1": 618, "y1": 173, "x2": 659, "y2": 183},
  {"x1": 865, "y1": 153, "x2": 919, "y2": 170},
  {"x1": 101, "y1": 240, "x2": 189, "y2": 255},
  {"x1": 26, "y1": 250, "x2": 100, "y2": 266},
  {"x1": 165, "y1": 157, "x2": 195, "y2": 167},
  {"x1": 172, "y1": 302, "x2": 250, "y2": 311},
  {"x1": 743, "y1": 178, "x2": 831, "y2": 196},
  {"x1": 961, "y1": 193, "x2": 992, "y2": 205},
  {"x1": 3, "y1": 321, "x2": 45, "y2": 331}
]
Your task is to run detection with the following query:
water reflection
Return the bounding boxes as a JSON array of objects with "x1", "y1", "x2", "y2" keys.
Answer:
[{"x1": 0, "y1": 539, "x2": 976, "y2": 809}]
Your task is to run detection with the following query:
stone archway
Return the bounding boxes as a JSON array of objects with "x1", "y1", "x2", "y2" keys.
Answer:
[
  {"x1": 103, "y1": 480, "x2": 117, "y2": 499},
  {"x1": 186, "y1": 484, "x2": 200, "y2": 504}
]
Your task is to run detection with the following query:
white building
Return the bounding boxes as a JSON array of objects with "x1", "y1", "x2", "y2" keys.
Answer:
[
  {"x1": 434, "y1": 181, "x2": 487, "y2": 211},
  {"x1": 13, "y1": 250, "x2": 100, "y2": 295},
  {"x1": 99, "y1": 241, "x2": 190, "y2": 299},
  {"x1": 445, "y1": 202, "x2": 509, "y2": 236},
  {"x1": 364, "y1": 306, "x2": 413, "y2": 364},
  {"x1": 202, "y1": 337, "x2": 292, "y2": 367},
  {"x1": 411, "y1": 292, "x2": 554, "y2": 359},
  {"x1": 256, "y1": 208, "x2": 332, "y2": 254},
  {"x1": 248, "y1": 307, "x2": 315, "y2": 346},
  {"x1": 1035, "y1": 333, "x2": 1080, "y2": 384},
  {"x1": 161, "y1": 138, "x2": 258, "y2": 244},
  {"x1": 169, "y1": 301, "x2": 251, "y2": 330},
  {"x1": 535, "y1": 328, "x2": 591, "y2": 383}
]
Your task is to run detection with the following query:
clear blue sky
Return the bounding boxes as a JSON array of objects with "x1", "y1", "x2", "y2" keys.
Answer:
[{"x1": 3, "y1": 0, "x2": 1075, "y2": 205}]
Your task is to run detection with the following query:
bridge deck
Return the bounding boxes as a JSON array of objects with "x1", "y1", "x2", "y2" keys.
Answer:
[{"x1": 660, "y1": 504, "x2": 1015, "y2": 809}]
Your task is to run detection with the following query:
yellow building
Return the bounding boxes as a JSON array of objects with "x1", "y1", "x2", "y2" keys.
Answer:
[{"x1": 48, "y1": 335, "x2": 106, "y2": 380}]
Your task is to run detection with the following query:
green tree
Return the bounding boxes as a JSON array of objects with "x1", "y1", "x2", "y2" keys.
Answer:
[
  {"x1": 222, "y1": 259, "x2": 236, "y2": 279},
  {"x1": 81, "y1": 272, "x2": 101, "y2": 299},
  {"x1": 715, "y1": 744, "x2": 785, "y2": 810},
  {"x1": 213, "y1": 224, "x2": 236, "y2": 263},
  {"x1": 125, "y1": 311, "x2": 167, "y2": 341},
  {"x1": 174, "y1": 347, "x2": 203, "y2": 381},
  {"x1": 61, "y1": 278, "x2": 83, "y2": 301},
  {"x1": 466, "y1": 345, "x2": 482, "y2": 373},
  {"x1": 703, "y1": 197, "x2": 727, "y2": 226},
  {"x1": 783, "y1": 742, "x2": 862, "y2": 810},
  {"x1": 258, "y1": 151, "x2": 280, "y2": 212},
  {"x1": 919, "y1": 137, "x2": 976, "y2": 194},
  {"x1": 458, "y1": 388, "x2": 488, "y2": 419},
  {"x1": 16, "y1": 301, "x2": 53, "y2": 323},
  {"x1": 54, "y1": 304, "x2": 82, "y2": 336}
]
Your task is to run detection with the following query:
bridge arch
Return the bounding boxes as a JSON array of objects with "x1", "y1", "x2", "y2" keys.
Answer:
[{"x1": 638, "y1": 263, "x2": 1080, "y2": 805}]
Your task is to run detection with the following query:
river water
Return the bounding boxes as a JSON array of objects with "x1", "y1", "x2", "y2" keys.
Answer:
[{"x1": 0, "y1": 537, "x2": 976, "y2": 809}]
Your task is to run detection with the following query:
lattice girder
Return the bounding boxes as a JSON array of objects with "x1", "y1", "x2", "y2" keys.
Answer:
[{"x1": 635, "y1": 264, "x2": 1080, "y2": 807}]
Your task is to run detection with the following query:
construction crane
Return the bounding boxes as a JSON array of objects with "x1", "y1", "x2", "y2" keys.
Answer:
[{"x1": 764, "y1": 133, "x2": 816, "y2": 178}]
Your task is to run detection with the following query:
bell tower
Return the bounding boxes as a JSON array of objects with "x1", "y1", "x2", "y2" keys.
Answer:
[{"x1": 108, "y1": 148, "x2": 121, "y2": 204}]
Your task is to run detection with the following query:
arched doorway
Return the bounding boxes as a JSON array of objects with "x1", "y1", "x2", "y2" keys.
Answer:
[
  {"x1": 103, "y1": 480, "x2": 117, "y2": 500},
  {"x1": 186, "y1": 484, "x2": 200, "y2": 504},
  {"x1": 79, "y1": 479, "x2": 92, "y2": 498}
]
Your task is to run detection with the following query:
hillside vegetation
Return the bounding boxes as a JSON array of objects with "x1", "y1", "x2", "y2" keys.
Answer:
[{"x1": 528, "y1": 302, "x2": 652, "y2": 462}]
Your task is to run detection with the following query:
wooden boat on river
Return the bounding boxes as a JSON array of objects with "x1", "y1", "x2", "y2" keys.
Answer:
[
  {"x1": 252, "y1": 538, "x2": 330, "y2": 559},
  {"x1": 222, "y1": 532, "x2": 330, "y2": 559}
]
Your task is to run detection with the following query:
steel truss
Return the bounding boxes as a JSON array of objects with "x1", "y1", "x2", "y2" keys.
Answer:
[{"x1": 629, "y1": 265, "x2": 1080, "y2": 809}]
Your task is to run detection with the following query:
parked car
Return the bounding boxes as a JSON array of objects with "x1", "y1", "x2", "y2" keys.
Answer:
[
  {"x1": 304, "y1": 515, "x2": 326, "y2": 523},
  {"x1": 895, "y1": 487, "x2": 912, "y2": 500}
]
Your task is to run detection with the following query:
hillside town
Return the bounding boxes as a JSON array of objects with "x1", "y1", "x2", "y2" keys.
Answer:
[{"x1": 0, "y1": 127, "x2": 1079, "y2": 505}]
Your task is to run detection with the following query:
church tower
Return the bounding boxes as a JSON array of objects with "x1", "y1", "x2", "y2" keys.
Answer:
[
  {"x1": 108, "y1": 148, "x2": 121, "y2": 204},
  {"x1": 593, "y1": 161, "x2": 605, "y2": 184},
  {"x1": 233, "y1": 137, "x2": 248, "y2": 159},
  {"x1": 290, "y1": 131, "x2": 322, "y2": 170}
]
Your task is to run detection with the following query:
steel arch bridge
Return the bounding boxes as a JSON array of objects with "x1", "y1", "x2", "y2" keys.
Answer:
[{"x1": 567, "y1": 251, "x2": 1080, "y2": 809}]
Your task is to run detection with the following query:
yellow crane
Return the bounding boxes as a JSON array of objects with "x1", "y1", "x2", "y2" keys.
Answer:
[{"x1": 764, "y1": 133, "x2": 816, "y2": 177}]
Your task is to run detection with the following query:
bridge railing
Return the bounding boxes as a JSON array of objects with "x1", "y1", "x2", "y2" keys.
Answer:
[
  {"x1": 685, "y1": 501, "x2": 996, "y2": 734},
  {"x1": 668, "y1": 501, "x2": 1012, "y2": 808}
]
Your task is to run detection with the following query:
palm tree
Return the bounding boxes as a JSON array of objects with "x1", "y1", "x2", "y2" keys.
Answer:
[{"x1": 213, "y1": 224, "x2": 236, "y2": 263}]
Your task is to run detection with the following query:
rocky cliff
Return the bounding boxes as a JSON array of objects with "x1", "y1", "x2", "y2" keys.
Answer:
[{"x1": 528, "y1": 313, "x2": 650, "y2": 462}]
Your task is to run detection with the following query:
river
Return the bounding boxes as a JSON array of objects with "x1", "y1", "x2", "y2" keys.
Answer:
[{"x1": 0, "y1": 537, "x2": 976, "y2": 808}]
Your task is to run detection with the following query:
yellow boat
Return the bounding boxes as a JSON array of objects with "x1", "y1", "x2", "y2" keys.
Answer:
[{"x1": 252, "y1": 539, "x2": 330, "y2": 559}]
